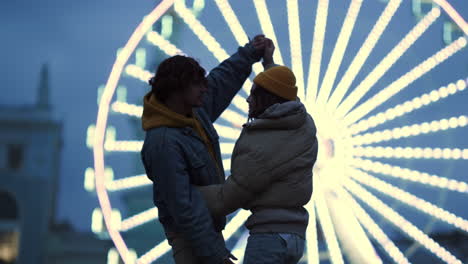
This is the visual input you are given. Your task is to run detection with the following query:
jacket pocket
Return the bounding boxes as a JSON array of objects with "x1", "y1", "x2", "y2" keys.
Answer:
[{"x1": 187, "y1": 152, "x2": 211, "y2": 185}]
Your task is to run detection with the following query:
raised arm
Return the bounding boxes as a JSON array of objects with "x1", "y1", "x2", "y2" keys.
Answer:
[
  {"x1": 202, "y1": 35, "x2": 265, "y2": 122},
  {"x1": 145, "y1": 138, "x2": 229, "y2": 263}
]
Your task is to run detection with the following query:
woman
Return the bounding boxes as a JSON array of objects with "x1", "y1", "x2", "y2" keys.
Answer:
[{"x1": 197, "y1": 42, "x2": 318, "y2": 264}]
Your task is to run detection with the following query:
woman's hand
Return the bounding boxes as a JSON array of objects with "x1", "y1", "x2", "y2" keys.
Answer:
[
  {"x1": 263, "y1": 38, "x2": 275, "y2": 66},
  {"x1": 250, "y1": 34, "x2": 266, "y2": 55}
]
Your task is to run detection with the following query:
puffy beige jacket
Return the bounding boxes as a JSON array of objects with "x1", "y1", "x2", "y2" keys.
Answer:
[{"x1": 198, "y1": 100, "x2": 318, "y2": 237}]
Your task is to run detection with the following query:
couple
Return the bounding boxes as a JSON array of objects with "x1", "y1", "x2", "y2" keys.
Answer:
[{"x1": 141, "y1": 34, "x2": 318, "y2": 264}]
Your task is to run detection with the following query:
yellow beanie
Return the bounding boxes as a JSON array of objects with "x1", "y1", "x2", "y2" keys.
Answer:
[{"x1": 253, "y1": 66, "x2": 297, "y2": 101}]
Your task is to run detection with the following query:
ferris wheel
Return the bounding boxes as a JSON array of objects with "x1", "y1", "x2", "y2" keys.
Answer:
[{"x1": 89, "y1": 0, "x2": 468, "y2": 263}]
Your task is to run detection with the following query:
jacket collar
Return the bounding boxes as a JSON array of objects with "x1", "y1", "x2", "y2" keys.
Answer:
[{"x1": 244, "y1": 100, "x2": 306, "y2": 130}]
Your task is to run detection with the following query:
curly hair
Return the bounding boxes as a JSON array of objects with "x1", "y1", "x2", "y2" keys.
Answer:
[
  {"x1": 148, "y1": 55, "x2": 207, "y2": 102},
  {"x1": 248, "y1": 84, "x2": 289, "y2": 119}
]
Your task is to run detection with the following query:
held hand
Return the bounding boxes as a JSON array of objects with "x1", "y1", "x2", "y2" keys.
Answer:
[
  {"x1": 250, "y1": 34, "x2": 266, "y2": 54},
  {"x1": 263, "y1": 38, "x2": 275, "y2": 65}
]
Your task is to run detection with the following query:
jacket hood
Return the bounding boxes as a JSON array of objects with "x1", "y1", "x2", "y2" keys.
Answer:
[
  {"x1": 142, "y1": 92, "x2": 195, "y2": 131},
  {"x1": 246, "y1": 100, "x2": 307, "y2": 130}
]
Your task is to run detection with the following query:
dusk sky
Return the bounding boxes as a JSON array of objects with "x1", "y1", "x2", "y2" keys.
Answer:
[{"x1": 1, "y1": 0, "x2": 467, "y2": 235}]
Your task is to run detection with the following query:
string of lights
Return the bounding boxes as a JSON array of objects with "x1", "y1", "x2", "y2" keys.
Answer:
[
  {"x1": 353, "y1": 146, "x2": 468, "y2": 160},
  {"x1": 306, "y1": 0, "x2": 329, "y2": 105},
  {"x1": 213, "y1": 123, "x2": 241, "y2": 140},
  {"x1": 252, "y1": 0, "x2": 284, "y2": 65},
  {"x1": 350, "y1": 169, "x2": 468, "y2": 232},
  {"x1": 220, "y1": 142, "x2": 235, "y2": 156},
  {"x1": 316, "y1": 0, "x2": 363, "y2": 105},
  {"x1": 305, "y1": 199, "x2": 320, "y2": 264},
  {"x1": 111, "y1": 101, "x2": 143, "y2": 118},
  {"x1": 137, "y1": 240, "x2": 171, "y2": 264},
  {"x1": 287, "y1": 0, "x2": 305, "y2": 100},
  {"x1": 146, "y1": 31, "x2": 185, "y2": 56},
  {"x1": 119, "y1": 208, "x2": 159, "y2": 232},
  {"x1": 350, "y1": 78, "x2": 467, "y2": 135},
  {"x1": 327, "y1": 0, "x2": 402, "y2": 109},
  {"x1": 342, "y1": 190, "x2": 411, "y2": 264},
  {"x1": 344, "y1": 36, "x2": 467, "y2": 125},
  {"x1": 353, "y1": 158, "x2": 468, "y2": 193},
  {"x1": 104, "y1": 140, "x2": 143, "y2": 152},
  {"x1": 315, "y1": 187, "x2": 345, "y2": 264},
  {"x1": 106, "y1": 174, "x2": 151, "y2": 192},
  {"x1": 352, "y1": 115, "x2": 468, "y2": 145},
  {"x1": 336, "y1": 7, "x2": 441, "y2": 117},
  {"x1": 213, "y1": 0, "x2": 264, "y2": 76},
  {"x1": 346, "y1": 179, "x2": 463, "y2": 264},
  {"x1": 352, "y1": 169, "x2": 468, "y2": 231}
]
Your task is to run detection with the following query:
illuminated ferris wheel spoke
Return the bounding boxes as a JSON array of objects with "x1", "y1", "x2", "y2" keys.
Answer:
[
  {"x1": 105, "y1": 140, "x2": 143, "y2": 152},
  {"x1": 119, "y1": 208, "x2": 159, "y2": 232},
  {"x1": 344, "y1": 36, "x2": 467, "y2": 126},
  {"x1": 350, "y1": 169, "x2": 468, "y2": 233},
  {"x1": 351, "y1": 115, "x2": 468, "y2": 146},
  {"x1": 252, "y1": 0, "x2": 284, "y2": 65},
  {"x1": 213, "y1": 0, "x2": 264, "y2": 76},
  {"x1": 305, "y1": 0, "x2": 329, "y2": 105},
  {"x1": 316, "y1": 0, "x2": 363, "y2": 106},
  {"x1": 171, "y1": 0, "x2": 253, "y2": 109},
  {"x1": 125, "y1": 64, "x2": 152, "y2": 83},
  {"x1": 315, "y1": 188, "x2": 345, "y2": 264},
  {"x1": 287, "y1": 0, "x2": 305, "y2": 100},
  {"x1": 345, "y1": 179, "x2": 463, "y2": 264},
  {"x1": 230, "y1": 230, "x2": 249, "y2": 263},
  {"x1": 213, "y1": 123, "x2": 241, "y2": 140},
  {"x1": 222, "y1": 158, "x2": 230, "y2": 172},
  {"x1": 305, "y1": 199, "x2": 320, "y2": 264},
  {"x1": 107, "y1": 174, "x2": 152, "y2": 192},
  {"x1": 327, "y1": 0, "x2": 402, "y2": 110},
  {"x1": 222, "y1": 209, "x2": 251, "y2": 240},
  {"x1": 336, "y1": 7, "x2": 441, "y2": 118},
  {"x1": 352, "y1": 158, "x2": 468, "y2": 193},
  {"x1": 306, "y1": 176, "x2": 320, "y2": 264},
  {"x1": 146, "y1": 31, "x2": 185, "y2": 56},
  {"x1": 137, "y1": 239, "x2": 171, "y2": 264},
  {"x1": 342, "y1": 190, "x2": 411, "y2": 264},
  {"x1": 220, "y1": 142, "x2": 235, "y2": 155},
  {"x1": 111, "y1": 101, "x2": 143, "y2": 118},
  {"x1": 350, "y1": 78, "x2": 467, "y2": 135},
  {"x1": 174, "y1": 0, "x2": 229, "y2": 62},
  {"x1": 324, "y1": 186, "x2": 383, "y2": 264},
  {"x1": 353, "y1": 146, "x2": 468, "y2": 160},
  {"x1": 220, "y1": 108, "x2": 247, "y2": 128}
]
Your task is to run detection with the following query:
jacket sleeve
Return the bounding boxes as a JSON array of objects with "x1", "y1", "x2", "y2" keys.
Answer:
[
  {"x1": 149, "y1": 140, "x2": 229, "y2": 262},
  {"x1": 196, "y1": 147, "x2": 270, "y2": 216},
  {"x1": 202, "y1": 43, "x2": 262, "y2": 122},
  {"x1": 196, "y1": 175, "x2": 255, "y2": 217}
]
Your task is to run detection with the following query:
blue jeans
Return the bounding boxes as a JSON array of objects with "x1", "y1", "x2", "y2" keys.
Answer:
[{"x1": 243, "y1": 233, "x2": 305, "y2": 264}]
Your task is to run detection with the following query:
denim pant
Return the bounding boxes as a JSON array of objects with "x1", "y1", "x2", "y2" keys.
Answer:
[{"x1": 243, "y1": 233, "x2": 305, "y2": 264}]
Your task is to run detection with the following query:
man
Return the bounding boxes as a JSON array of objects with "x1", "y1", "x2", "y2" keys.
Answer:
[
  {"x1": 140, "y1": 35, "x2": 266, "y2": 264},
  {"x1": 197, "y1": 40, "x2": 318, "y2": 264}
]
